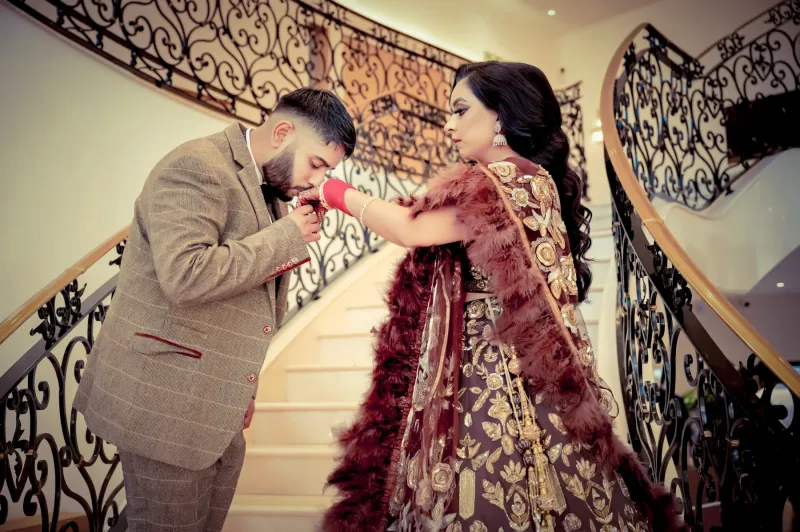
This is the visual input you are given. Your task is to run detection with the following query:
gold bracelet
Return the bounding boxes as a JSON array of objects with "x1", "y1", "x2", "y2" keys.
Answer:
[{"x1": 359, "y1": 196, "x2": 376, "y2": 226}]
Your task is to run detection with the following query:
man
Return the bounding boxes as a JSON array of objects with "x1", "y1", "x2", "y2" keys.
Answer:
[{"x1": 74, "y1": 88, "x2": 356, "y2": 531}]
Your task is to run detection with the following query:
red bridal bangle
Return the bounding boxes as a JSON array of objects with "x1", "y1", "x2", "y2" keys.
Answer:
[{"x1": 319, "y1": 179, "x2": 356, "y2": 216}]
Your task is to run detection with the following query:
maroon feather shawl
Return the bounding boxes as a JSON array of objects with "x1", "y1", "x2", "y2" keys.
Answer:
[{"x1": 322, "y1": 161, "x2": 685, "y2": 531}]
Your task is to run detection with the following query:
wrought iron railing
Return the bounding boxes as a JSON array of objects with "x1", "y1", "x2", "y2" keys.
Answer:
[
  {"x1": 603, "y1": 7, "x2": 800, "y2": 530},
  {"x1": 9, "y1": 0, "x2": 589, "y2": 315},
  {"x1": 556, "y1": 81, "x2": 589, "y2": 199},
  {"x1": 0, "y1": 233, "x2": 128, "y2": 531},
  {"x1": 615, "y1": 1, "x2": 800, "y2": 210}
]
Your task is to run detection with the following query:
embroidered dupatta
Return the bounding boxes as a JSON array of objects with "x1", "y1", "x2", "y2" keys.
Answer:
[{"x1": 322, "y1": 158, "x2": 684, "y2": 532}]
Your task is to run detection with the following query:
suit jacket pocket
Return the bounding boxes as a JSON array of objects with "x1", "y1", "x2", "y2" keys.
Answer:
[{"x1": 131, "y1": 320, "x2": 207, "y2": 359}]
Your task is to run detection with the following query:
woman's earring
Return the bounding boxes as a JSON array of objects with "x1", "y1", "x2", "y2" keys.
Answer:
[{"x1": 493, "y1": 121, "x2": 507, "y2": 147}]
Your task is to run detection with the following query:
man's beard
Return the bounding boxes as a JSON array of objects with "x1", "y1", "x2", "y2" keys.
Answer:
[{"x1": 261, "y1": 147, "x2": 306, "y2": 202}]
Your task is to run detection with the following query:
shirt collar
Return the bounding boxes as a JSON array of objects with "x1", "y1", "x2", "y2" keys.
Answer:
[{"x1": 245, "y1": 128, "x2": 263, "y2": 185}]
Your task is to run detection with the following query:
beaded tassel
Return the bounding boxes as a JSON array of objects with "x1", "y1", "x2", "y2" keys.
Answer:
[{"x1": 508, "y1": 346, "x2": 563, "y2": 531}]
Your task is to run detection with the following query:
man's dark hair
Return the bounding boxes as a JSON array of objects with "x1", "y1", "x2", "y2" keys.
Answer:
[{"x1": 273, "y1": 88, "x2": 356, "y2": 158}]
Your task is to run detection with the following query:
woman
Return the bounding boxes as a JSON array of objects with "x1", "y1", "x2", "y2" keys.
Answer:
[{"x1": 306, "y1": 62, "x2": 683, "y2": 531}]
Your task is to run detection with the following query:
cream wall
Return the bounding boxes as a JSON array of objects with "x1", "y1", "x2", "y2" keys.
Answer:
[
  {"x1": 331, "y1": 0, "x2": 561, "y2": 79},
  {"x1": 554, "y1": 0, "x2": 777, "y2": 206}
]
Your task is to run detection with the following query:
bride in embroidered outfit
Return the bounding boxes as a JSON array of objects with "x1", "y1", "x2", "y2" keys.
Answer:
[{"x1": 304, "y1": 62, "x2": 683, "y2": 532}]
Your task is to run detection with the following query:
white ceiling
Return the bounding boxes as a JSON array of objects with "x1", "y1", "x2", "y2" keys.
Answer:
[{"x1": 334, "y1": 0, "x2": 660, "y2": 65}]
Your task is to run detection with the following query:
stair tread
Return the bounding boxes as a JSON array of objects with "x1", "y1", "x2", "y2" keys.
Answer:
[
  {"x1": 229, "y1": 494, "x2": 333, "y2": 514},
  {"x1": 317, "y1": 331, "x2": 373, "y2": 339},
  {"x1": 246, "y1": 444, "x2": 337, "y2": 456},
  {"x1": 346, "y1": 303, "x2": 387, "y2": 310},
  {"x1": 286, "y1": 364, "x2": 372, "y2": 372},
  {"x1": 256, "y1": 402, "x2": 359, "y2": 411}
]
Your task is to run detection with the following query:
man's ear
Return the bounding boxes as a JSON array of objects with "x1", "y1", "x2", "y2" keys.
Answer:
[{"x1": 271, "y1": 120, "x2": 295, "y2": 149}]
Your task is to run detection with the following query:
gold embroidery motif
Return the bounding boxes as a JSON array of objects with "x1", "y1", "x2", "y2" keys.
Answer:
[
  {"x1": 472, "y1": 450, "x2": 490, "y2": 470},
  {"x1": 501, "y1": 460, "x2": 526, "y2": 484},
  {"x1": 535, "y1": 239, "x2": 557, "y2": 267},
  {"x1": 446, "y1": 522, "x2": 463, "y2": 532},
  {"x1": 561, "y1": 304, "x2": 579, "y2": 334},
  {"x1": 532, "y1": 172, "x2": 554, "y2": 213},
  {"x1": 486, "y1": 448, "x2": 502, "y2": 474},
  {"x1": 549, "y1": 412, "x2": 568, "y2": 435},
  {"x1": 483, "y1": 421, "x2": 502, "y2": 441},
  {"x1": 432, "y1": 462, "x2": 454, "y2": 492},
  {"x1": 561, "y1": 255, "x2": 579, "y2": 295},
  {"x1": 508, "y1": 187, "x2": 531, "y2": 209},
  {"x1": 469, "y1": 521, "x2": 488, "y2": 532},
  {"x1": 407, "y1": 451, "x2": 420, "y2": 489},
  {"x1": 522, "y1": 209, "x2": 550, "y2": 237},
  {"x1": 486, "y1": 373, "x2": 503, "y2": 391},
  {"x1": 488, "y1": 161, "x2": 516, "y2": 183},
  {"x1": 457, "y1": 434, "x2": 481, "y2": 460},
  {"x1": 564, "y1": 514, "x2": 583, "y2": 531},
  {"x1": 459, "y1": 468, "x2": 476, "y2": 519},
  {"x1": 549, "y1": 209, "x2": 567, "y2": 249}
]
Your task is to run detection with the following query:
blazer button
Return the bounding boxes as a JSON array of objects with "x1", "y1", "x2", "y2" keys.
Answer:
[
  {"x1": 263, "y1": 325, "x2": 272, "y2": 334},
  {"x1": 247, "y1": 372, "x2": 257, "y2": 383}
]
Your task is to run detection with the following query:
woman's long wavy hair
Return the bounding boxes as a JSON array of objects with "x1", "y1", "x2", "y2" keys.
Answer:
[{"x1": 454, "y1": 61, "x2": 593, "y2": 301}]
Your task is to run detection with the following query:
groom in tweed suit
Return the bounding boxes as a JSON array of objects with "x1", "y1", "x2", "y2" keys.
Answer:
[{"x1": 74, "y1": 88, "x2": 355, "y2": 531}]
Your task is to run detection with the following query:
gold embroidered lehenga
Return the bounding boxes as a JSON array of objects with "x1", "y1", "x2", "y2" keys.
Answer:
[
  {"x1": 324, "y1": 158, "x2": 682, "y2": 532},
  {"x1": 386, "y1": 264, "x2": 650, "y2": 532}
]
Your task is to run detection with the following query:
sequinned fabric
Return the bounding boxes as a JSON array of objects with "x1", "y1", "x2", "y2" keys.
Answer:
[{"x1": 386, "y1": 297, "x2": 650, "y2": 532}]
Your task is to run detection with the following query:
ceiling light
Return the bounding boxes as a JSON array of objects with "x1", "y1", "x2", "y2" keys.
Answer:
[
  {"x1": 591, "y1": 130, "x2": 604, "y2": 144},
  {"x1": 547, "y1": 9, "x2": 556, "y2": 16},
  {"x1": 777, "y1": 282, "x2": 785, "y2": 288}
]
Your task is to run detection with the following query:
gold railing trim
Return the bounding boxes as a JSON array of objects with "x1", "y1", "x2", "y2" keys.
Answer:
[
  {"x1": 600, "y1": 23, "x2": 800, "y2": 396},
  {"x1": 0, "y1": 225, "x2": 130, "y2": 346}
]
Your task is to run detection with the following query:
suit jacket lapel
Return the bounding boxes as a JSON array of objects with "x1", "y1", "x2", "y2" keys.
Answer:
[{"x1": 225, "y1": 123, "x2": 271, "y2": 231}]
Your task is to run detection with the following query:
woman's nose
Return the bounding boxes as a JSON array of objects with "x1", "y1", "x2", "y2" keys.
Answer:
[{"x1": 444, "y1": 117, "x2": 456, "y2": 137}]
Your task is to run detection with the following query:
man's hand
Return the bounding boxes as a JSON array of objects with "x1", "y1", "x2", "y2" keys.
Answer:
[
  {"x1": 288, "y1": 204, "x2": 321, "y2": 243},
  {"x1": 244, "y1": 397, "x2": 255, "y2": 429}
]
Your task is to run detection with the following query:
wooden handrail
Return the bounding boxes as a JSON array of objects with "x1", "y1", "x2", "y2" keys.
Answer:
[
  {"x1": 600, "y1": 23, "x2": 800, "y2": 396},
  {"x1": 0, "y1": 225, "x2": 130, "y2": 346}
]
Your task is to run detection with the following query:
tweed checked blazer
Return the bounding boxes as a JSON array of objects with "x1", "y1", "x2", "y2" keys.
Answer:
[{"x1": 74, "y1": 123, "x2": 309, "y2": 470}]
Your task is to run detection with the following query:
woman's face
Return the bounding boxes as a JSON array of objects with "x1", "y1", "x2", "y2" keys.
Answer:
[{"x1": 444, "y1": 78, "x2": 498, "y2": 164}]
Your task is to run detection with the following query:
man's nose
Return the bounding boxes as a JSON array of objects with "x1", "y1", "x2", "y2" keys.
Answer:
[{"x1": 309, "y1": 172, "x2": 325, "y2": 187}]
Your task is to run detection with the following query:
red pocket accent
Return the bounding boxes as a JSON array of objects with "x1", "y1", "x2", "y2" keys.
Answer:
[{"x1": 134, "y1": 333, "x2": 202, "y2": 359}]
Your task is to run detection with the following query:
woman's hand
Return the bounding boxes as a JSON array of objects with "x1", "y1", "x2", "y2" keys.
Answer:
[{"x1": 297, "y1": 188, "x2": 328, "y2": 220}]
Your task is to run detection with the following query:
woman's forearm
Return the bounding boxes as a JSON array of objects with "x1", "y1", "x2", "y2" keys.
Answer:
[
  {"x1": 343, "y1": 189, "x2": 413, "y2": 247},
  {"x1": 342, "y1": 189, "x2": 466, "y2": 248}
]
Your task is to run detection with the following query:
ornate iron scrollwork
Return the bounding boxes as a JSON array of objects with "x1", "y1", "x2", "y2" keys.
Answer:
[
  {"x1": 9, "y1": 0, "x2": 591, "y2": 319},
  {"x1": 556, "y1": 82, "x2": 589, "y2": 199},
  {"x1": 608, "y1": 4, "x2": 800, "y2": 527},
  {"x1": 1, "y1": 244, "x2": 127, "y2": 530},
  {"x1": 615, "y1": 4, "x2": 800, "y2": 210},
  {"x1": 609, "y1": 164, "x2": 800, "y2": 529}
]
